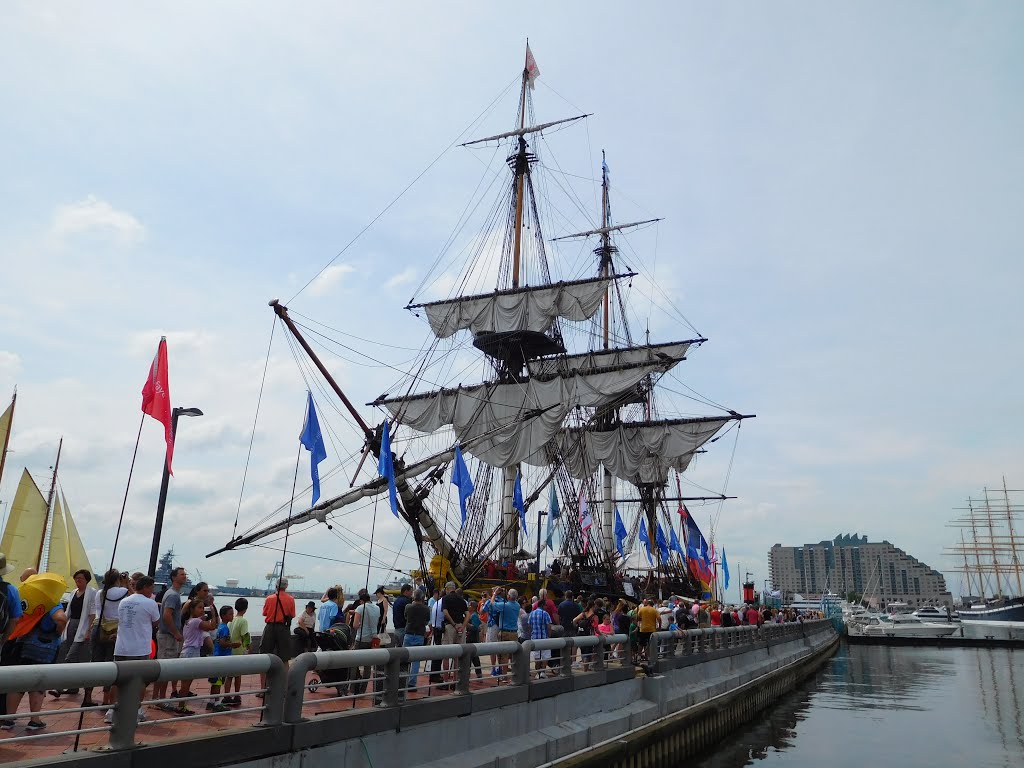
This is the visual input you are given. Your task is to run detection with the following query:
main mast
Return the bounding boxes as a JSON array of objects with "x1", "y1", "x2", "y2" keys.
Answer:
[
  {"x1": 37, "y1": 437, "x2": 62, "y2": 572},
  {"x1": 1002, "y1": 477, "x2": 1024, "y2": 597}
]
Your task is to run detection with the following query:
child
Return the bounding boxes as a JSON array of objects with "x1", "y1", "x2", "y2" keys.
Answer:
[
  {"x1": 207, "y1": 605, "x2": 238, "y2": 711},
  {"x1": 176, "y1": 600, "x2": 219, "y2": 713},
  {"x1": 224, "y1": 598, "x2": 250, "y2": 705}
]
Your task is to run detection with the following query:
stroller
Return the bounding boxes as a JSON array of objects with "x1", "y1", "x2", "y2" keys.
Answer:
[{"x1": 306, "y1": 620, "x2": 354, "y2": 696}]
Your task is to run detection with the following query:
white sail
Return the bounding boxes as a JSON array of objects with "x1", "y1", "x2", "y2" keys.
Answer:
[
  {"x1": 378, "y1": 363, "x2": 665, "y2": 468},
  {"x1": 418, "y1": 275, "x2": 614, "y2": 340},
  {"x1": 526, "y1": 340, "x2": 697, "y2": 377},
  {"x1": 45, "y1": 492, "x2": 71, "y2": 578},
  {"x1": 551, "y1": 416, "x2": 736, "y2": 484}
]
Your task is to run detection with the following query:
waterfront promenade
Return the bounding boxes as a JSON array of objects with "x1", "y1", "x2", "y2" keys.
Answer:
[{"x1": 0, "y1": 620, "x2": 837, "y2": 768}]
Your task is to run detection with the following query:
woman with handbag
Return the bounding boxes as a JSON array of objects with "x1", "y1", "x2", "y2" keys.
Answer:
[{"x1": 83, "y1": 569, "x2": 128, "y2": 712}]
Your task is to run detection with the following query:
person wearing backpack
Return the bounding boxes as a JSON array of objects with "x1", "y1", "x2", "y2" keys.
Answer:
[
  {"x1": 0, "y1": 596, "x2": 67, "y2": 732},
  {"x1": 0, "y1": 553, "x2": 26, "y2": 720}
]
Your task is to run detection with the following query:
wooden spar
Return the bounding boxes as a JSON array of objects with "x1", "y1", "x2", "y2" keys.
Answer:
[
  {"x1": 960, "y1": 530, "x2": 975, "y2": 597},
  {"x1": 269, "y1": 299, "x2": 374, "y2": 443},
  {"x1": 37, "y1": 437, "x2": 62, "y2": 571},
  {"x1": 511, "y1": 46, "x2": 530, "y2": 290}
]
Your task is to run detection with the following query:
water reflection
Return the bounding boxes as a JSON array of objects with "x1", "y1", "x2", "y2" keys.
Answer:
[{"x1": 694, "y1": 643, "x2": 1024, "y2": 768}]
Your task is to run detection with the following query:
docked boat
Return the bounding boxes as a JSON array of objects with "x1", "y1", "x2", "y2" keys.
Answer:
[
  {"x1": 848, "y1": 613, "x2": 960, "y2": 638},
  {"x1": 946, "y1": 480, "x2": 1024, "y2": 624},
  {"x1": 0, "y1": 394, "x2": 96, "y2": 585},
  {"x1": 209, "y1": 46, "x2": 753, "y2": 603},
  {"x1": 913, "y1": 605, "x2": 959, "y2": 622}
]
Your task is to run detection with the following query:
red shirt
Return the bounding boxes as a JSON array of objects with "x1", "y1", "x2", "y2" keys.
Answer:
[
  {"x1": 263, "y1": 591, "x2": 296, "y2": 624},
  {"x1": 710, "y1": 609, "x2": 722, "y2": 626}
]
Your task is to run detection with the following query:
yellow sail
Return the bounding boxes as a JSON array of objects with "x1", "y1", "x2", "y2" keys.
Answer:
[
  {"x1": 0, "y1": 469, "x2": 46, "y2": 578},
  {"x1": 0, "y1": 395, "x2": 13, "y2": 488},
  {"x1": 62, "y1": 491, "x2": 95, "y2": 583},
  {"x1": 46, "y1": 492, "x2": 72, "y2": 582}
]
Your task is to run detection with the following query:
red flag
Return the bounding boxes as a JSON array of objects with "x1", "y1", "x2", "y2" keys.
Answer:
[
  {"x1": 141, "y1": 336, "x2": 174, "y2": 475},
  {"x1": 677, "y1": 503, "x2": 689, "y2": 519}
]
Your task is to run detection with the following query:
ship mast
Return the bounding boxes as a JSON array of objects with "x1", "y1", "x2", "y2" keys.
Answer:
[
  {"x1": 37, "y1": 437, "x2": 62, "y2": 571},
  {"x1": 983, "y1": 488, "x2": 1004, "y2": 598},
  {"x1": 1002, "y1": 477, "x2": 1024, "y2": 597},
  {"x1": 510, "y1": 46, "x2": 530, "y2": 290}
]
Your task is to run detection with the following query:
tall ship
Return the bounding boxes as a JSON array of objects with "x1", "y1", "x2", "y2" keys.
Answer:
[
  {"x1": 946, "y1": 479, "x2": 1024, "y2": 622},
  {"x1": 0, "y1": 393, "x2": 96, "y2": 587},
  {"x1": 209, "y1": 47, "x2": 752, "y2": 601}
]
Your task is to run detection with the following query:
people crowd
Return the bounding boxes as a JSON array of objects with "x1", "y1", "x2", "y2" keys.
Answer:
[{"x1": 0, "y1": 553, "x2": 824, "y2": 732}]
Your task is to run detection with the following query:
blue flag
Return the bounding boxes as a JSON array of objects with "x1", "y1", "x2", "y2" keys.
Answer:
[
  {"x1": 638, "y1": 518, "x2": 653, "y2": 565},
  {"x1": 544, "y1": 484, "x2": 560, "y2": 551},
  {"x1": 700, "y1": 535, "x2": 710, "y2": 567},
  {"x1": 669, "y1": 525, "x2": 684, "y2": 558},
  {"x1": 451, "y1": 444, "x2": 474, "y2": 525},
  {"x1": 613, "y1": 507, "x2": 627, "y2": 557},
  {"x1": 722, "y1": 548, "x2": 731, "y2": 591},
  {"x1": 377, "y1": 421, "x2": 400, "y2": 518},
  {"x1": 299, "y1": 392, "x2": 327, "y2": 505},
  {"x1": 513, "y1": 469, "x2": 527, "y2": 537},
  {"x1": 655, "y1": 521, "x2": 670, "y2": 563}
]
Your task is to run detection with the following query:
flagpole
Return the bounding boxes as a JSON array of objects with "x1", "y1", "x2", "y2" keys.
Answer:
[{"x1": 109, "y1": 414, "x2": 146, "y2": 569}]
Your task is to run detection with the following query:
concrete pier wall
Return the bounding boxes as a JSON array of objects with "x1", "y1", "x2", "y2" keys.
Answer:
[{"x1": 237, "y1": 620, "x2": 837, "y2": 768}]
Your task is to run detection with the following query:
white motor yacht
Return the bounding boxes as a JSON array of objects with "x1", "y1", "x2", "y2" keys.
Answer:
[{"x1": 848, "y1": 613, "x2": 960, "y2": 638}]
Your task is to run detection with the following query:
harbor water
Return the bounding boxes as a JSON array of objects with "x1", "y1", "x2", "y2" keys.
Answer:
[{"x1": 695, "y1": 640, "x2": 1024, "y2": 768}]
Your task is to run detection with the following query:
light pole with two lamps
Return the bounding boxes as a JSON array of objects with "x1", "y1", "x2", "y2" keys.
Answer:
[{"x1": 147, "y1": 406, "x2": 203, "y2": 577}]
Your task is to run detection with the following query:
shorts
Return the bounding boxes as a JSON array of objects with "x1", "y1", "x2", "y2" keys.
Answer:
[
  {"x1": 498, "y1": 630, "x2": 518, "y2": 642},
  {"x1": 114, "y1": 654, "x2": 150, "y2": 662},
  {"x1": 179, "y1": 646, "x2": 201, "y2": 659},
  {"x1": 531, "y1": 649, "x2": 551, "y2": 661},
  {"x1": 260, "y1": 623, "x2": 293, "y2": 663},
  {"x1": 485, "y1": 625, "x2": 498, "y2": 643},
  {"x1": 156, "y1": 633, "x2": 182, "y2": 660},
  {"x1": 442, "y1": 624, "x2": 463, "y2": 644},
  {"x1": 91, "y1": 642, "x2": 116, "y2": 663}
]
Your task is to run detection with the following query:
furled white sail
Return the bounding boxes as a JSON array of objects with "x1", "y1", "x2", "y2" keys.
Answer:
[
  {"x1": 526, "y1": 340, "x2": 697, "y2": 377},
  {"x1": 0, "y1": 469, "x2": 47, "y2": 575},
  {"x1": 419, "y1": 276, "x2": 614, "y2": 339},
  {"x1": 550, "y1": 416, "x2": 735, "y2": 484},
  {"x1": 378, "y1": 363, "x2": 663, "y2": 467}
]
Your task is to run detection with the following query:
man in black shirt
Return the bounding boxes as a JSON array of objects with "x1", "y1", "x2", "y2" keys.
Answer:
[
  {"x1": 400, "y1": 590, "x2": 430, "y2": 698},
  {"x1": 391, "y1": 584, "x2": 412, "y2": 648},
  {"x1": 439, "y1": 582, "x2": 468, "y2": 684}
]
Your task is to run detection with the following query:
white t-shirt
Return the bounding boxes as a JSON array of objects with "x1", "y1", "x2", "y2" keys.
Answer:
[
  {"x1": 93, "y1": 587, "x2": 129, "y2": 621},
  {"x1": 114, "y1": 593, "x2": 160, "y2": 657}
]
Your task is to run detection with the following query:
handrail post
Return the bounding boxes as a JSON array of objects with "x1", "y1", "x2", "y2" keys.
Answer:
[
  {"x1": 262, "y1": 654, "x2": 286, "y2": 724},
  {"x1": 594, "y1": 635, "x2": 606, "y2": 671},
  {"x1": 620, "y1": 633, "x2": 632, "y2": 666},
  {"x1": 456, "y1": 643, "x2": 473, "y2": 695},
  {"x1": 107, "y1": 659, "x2": 158, "y2": 751},
  {"x1": 561, "y1": 637, "x2": 574, "y2": 677},
  {"x1": 383, "y1": 648, "x2": 404, "y2": 707},
  {"x1": 646, "y1": 632, "x2": 658, "y2": 665},
  {"x1": 285, "y1": 651, "x2": 319, "y2": 723},
  {"x1": 513, "y1": 641, "x2": 530, "y2": 685}
]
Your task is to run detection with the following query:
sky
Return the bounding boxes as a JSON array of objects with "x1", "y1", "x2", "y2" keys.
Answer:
[{"x1": 1, "y1": 2, "x2": 1021, "y2": 599}]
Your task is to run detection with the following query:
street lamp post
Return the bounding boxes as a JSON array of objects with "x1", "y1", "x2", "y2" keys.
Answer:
[{"x1": 147, "y1": 407, "x2": 203, "y2": 577}]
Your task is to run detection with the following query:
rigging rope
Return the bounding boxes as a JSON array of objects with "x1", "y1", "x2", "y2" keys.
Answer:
[
  {"x1": 233, "y1": 315, "x2": 277, "y2": 539},
  {"x1": 288, "y1": 74, "x2": 520, "y2": 304}
]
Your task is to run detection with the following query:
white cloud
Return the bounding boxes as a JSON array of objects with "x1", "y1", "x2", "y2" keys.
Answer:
[
  {"x1": 385, "y1": 267, "x2": 416, "y2": 290},
  {"x1": 308, "y1": 264, "x2": 356, "y2": 297},
  {"x1": 51, "y1": 195, "x2": 145, "y2": 245},
  {"x1": 0, "y1": 351, "x2": 22, "y2": 380}
]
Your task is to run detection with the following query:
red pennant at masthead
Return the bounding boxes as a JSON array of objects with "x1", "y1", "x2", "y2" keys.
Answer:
[{"x1": 141, "y1": 336, "x2": 174, "y2": 475}]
